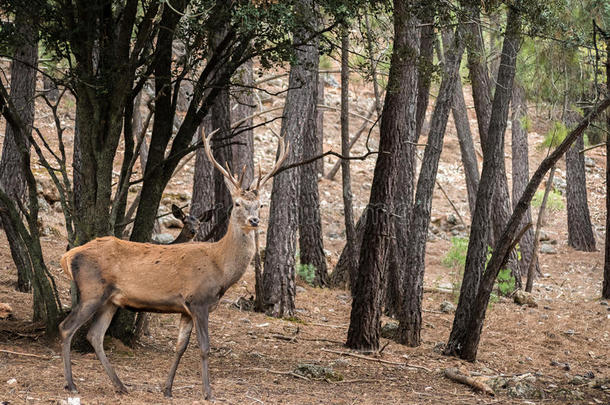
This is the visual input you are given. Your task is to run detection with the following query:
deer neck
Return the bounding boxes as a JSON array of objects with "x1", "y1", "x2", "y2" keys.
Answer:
[{"x1": 216, "y1": 219, "x2": 256, "y2": 289}]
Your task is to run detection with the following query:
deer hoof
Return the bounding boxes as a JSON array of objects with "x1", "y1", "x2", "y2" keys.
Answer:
[
  {"x1": 64, "y1": 384, "x2": 78, "y2": 394},
  {"x1": 163, "y1": 387, "x2": 173, "y2": 398},
  {"x1": 116, "y1": 385, "x2": 129, "y2": 395}
]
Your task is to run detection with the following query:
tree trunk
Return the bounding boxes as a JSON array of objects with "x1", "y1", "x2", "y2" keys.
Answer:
[
  {"x1": 316, "y1": 77, "x2": 325, "y2": 176},
  {"x1": 337, "y1": 29, "x2": 356, "y2": 291},
  {"x1": 346, "y1": 0, "x2": 416, "y2": 351},
  {"x1": 232, "y1": 59, "x2": 255, "y2": 187},
  {"x1": 192, "y1": 119, "x2": 217, "y2": 240},
  {"x1": 511, "y1": 84, "x2": 538, "y2": 278},
  {"x1": 397, "y1": 25, "x2": 466, "y2": 346},
  {"x1": 0, "y1": 20, "x2": 37, "y2": 293},
  {"x1": 566, "y1": 135, "x2": 596, "y2": 251},
  {"x1": 298, "y1": 28, "x2": 326, "y2": 287},
  {"x1": 262, "y1": 0, "x2": 312, "y2": 317},
  {"x1": 415, "y1": 12, "x2": 435, "y2": 139},
  {"x1": 330, "y1": 212, "x2": 366, "y2": 289},
  {"x1": 444, "y1": 6, "x2": 522, "y2": 360}
]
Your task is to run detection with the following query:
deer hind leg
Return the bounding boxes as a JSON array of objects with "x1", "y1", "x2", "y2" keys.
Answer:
[
  {"x1": 86, "y1": 303, "x2": 127, "y2": 394},
  {"x1": 59, "y1": 299, "x2": 105, "y2": 393},
  {"x1": 192, "y1": 305, "x2": 213, "y2": 401},
  {"x1": 163, "y1": 314, "x2": 193, "y2": 398}
]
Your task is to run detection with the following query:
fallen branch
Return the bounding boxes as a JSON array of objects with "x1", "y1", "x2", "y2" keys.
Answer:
[
  {"x1": 443, "y1": 368, "x2": 495, "y2": 396},
  {"x1": 320, "y1": 348, "x2": 404, "y2": 366},
  {"x1": 248, "y1": 367, "x2": 310, "y2": 381},
  {"x1": 0, "y1": 349, "x2": 51, "y2": 359}
]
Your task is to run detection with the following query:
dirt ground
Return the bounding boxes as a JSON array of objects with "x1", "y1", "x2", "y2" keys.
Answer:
[{"x1": 1, "y1": 68, "x2": 609, "y2": 404}]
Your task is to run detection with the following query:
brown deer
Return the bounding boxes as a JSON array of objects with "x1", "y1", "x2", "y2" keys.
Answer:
[
  {"x1": 58, "y1": 134, "x2": 288, "y2": 400},
  {"x1": 154, "y1": 204, "x2": 213, "y2": 245}
]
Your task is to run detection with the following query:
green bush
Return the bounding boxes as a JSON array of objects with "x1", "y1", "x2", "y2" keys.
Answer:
[
  {"x1": 532, "y1": 189, "x2": 564, "y2": 211},
  {"x1": 496, "y1": 268, "x2": 516, "y2": 296},
  {"x1": 297, "y1": 263, "x2": 316, "y2": 286},
  {"x1": 442, "y1": 237, "x2": 469, "y2": 269}
]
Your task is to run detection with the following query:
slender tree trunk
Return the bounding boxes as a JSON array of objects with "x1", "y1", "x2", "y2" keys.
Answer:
[
  {"x1": 526, "y1": 166, "x2": 555, "y2": 292},
  {"x1": 346, "y1": 0, "x2": 416, "y2": 351},
  {"x1": 0, "y1": 20, "x2": 37, "y2": 293},
  {"x1": 566, "y1": 135, "x2": 596, "y2": 251},
  {"x1": 232, "y1": 60, "x2": 255, "y2": 187},
  {"x1": 443, "y1": 30, "x2": 479, "y2": 214},
  {"x1": 316, "y1": 77, "x2": 325, "y2": 176},
  {"x1": 603, "y1": 36, "x2": 610, "y2": 299},
  {"x1": 338, "y1": 29, "x2": 356, "y2": 290},
  {"x1": 330, "y1": 212, "x2": 366, "y2": 289},
  {"x1": 397, "y1": 25, "x2": 466, "y2": 346},
  {"x1": 415, "y1": 12, "x2": 435, "y2": 139},
  {"x1": 445, "y1": 6, "x2": 522, "y2": 359},
  {"x1": 298, "y1": 27, "x2": 327, "y2": 287},
  {"x1": 511, "y1": 84, "x2": 538, "y2": 278},
  {"x1": 262, "y1": 0, "x2": 312, "y2": 317}
]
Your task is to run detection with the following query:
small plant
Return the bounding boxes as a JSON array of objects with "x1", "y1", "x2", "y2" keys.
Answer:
[
  {"x1": 496, "y1": 268, "x2": 516, "y2": 296},
  {"x1": 297, "y1": 263, "x2": 316, "y2": 286},
  {"x1": 442, "y1": 237, "x2": 469, "y2": 269},
  {"x1": 538, "y1": 121, "x2": 567, "y2": 150},
  {"x1": 532, "y1": 189, "x2": 565, "y2": 211}
]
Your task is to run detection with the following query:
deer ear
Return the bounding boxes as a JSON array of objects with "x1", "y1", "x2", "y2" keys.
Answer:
[
  {"x1": 172, "y1": 204, "x2": 185, "y2": 221},
  {"x1": 223, "y1": 176, "x2": 239, "y2": 195}
]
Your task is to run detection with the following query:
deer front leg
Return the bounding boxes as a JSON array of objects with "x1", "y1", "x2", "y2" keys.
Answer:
[
  {"x1": 192, "y1": 304, "x2": 213, "y2": 401},
  {"x1": 163, "y1": 314, "x2": 193, "y2": 397}
]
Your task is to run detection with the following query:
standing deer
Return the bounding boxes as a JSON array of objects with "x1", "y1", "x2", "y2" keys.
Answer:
[
  {"x1": 58, "y1": 134, "x2": 288, "y2": 400},
  {"x1": 154, "y1": 204, "x2": 213, "y2": 245}
]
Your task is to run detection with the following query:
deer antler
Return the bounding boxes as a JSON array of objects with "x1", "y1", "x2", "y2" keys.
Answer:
[
  {"x1": 255, "y1": 136, "x2": 290, "y2": 191},
  {"x1": 203, "y1": 131, "x2": 241, "y2": 190}
]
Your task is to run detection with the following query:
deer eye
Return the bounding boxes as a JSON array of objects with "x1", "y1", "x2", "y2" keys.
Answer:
[{"x1": 235, "y1": 202, "x2": 241, "y2": 207}]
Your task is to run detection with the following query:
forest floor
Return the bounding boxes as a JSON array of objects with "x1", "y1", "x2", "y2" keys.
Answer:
[{"x1": 0, "y1": 69, "x2": 609, "y2": 404}]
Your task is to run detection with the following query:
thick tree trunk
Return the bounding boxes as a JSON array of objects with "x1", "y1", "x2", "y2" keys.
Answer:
[
  {"x1": 566, "y1": 135, "x2": 596, "y2": 251},
  {"x1": 337, "y1": 29, "x2": 356, "y2": 291},
  {"x1": 0, "y1": 21, "x2": 37, "y2": 293},
  {"x1": 262, "y1": 0, "x2": 311, "y2": 317},
  {"x1": 298, "y1": 30, "x2": 326, "y2": 287},
  {"x1": 192, "y1": 119, "x2": 217, "y2": 240},
  {"x1": 604, "y1": 38, "x2": 610, "y2": 299},
  {"x1": 397, "y1": 25, "x2": 466, "y2": 346},
  {"x1": 445, "y1": 6, "x2": 521, "y2": 359},
  {"x1": 415, "y1": 13, "x2": 435, "y2": 139},
  {"x1": 511, "y1": 84, "x2": 538, "y2": 278},
  {"x1": 346, "y1": 0, "x2": 415, "y2": 351}
]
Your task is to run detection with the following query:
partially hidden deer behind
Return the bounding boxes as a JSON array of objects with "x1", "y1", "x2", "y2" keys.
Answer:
[{"x1": 58, "y1": 134, "x2": 288, "y2": 400}]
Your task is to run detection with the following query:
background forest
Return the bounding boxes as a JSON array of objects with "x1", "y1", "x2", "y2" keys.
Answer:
[{"x1": 0, "y1": 0, "x2": 609, "y2": 403}]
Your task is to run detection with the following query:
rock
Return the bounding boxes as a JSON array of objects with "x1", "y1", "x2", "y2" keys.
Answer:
[
  {"x1": 447, "y1": 214, "x2": 458, "y2": 225},
  {"x1": 438, "y1": 282, "x2": 453, "y2": 290},
  {"x1": 540, "y1": 244, "x2": 557, "y2": 254},
  {"x1": 151, "y1": 233, "x2": 174, "y2": 244},
  {"x1": 295, "y1": 286, "x2": 306, "y2": 294},
  {"x1": 513, "y1": 290, "x2": 538, "y2": 307},
  {"x1": 37, "y1": 196, "x2": 51, "y2": 213},
  {"x1": 294, "y1": 363, "x2": 343, "y2": 381},
  {"x1": 538, "y1": 230, "x2": 550, "y2": 241},
  {"x1": 430, "y1": 224, "x2": 440, "y2": 234},
  {"x1": 380, "y1": 321, "x2": 399, "y2": 339},
  {"x1": 0, "y1": 303, "x2": 12, "y2": 319},
  {"x1": 159, "y1": 215, "x2": 183, "y2": 229},
  {"x1": 600, "y1": 301, "x2": 608, "y2": 306},
  {"x1": 440, "y1": 300, "x2": 455, "y2": 313},
  {"x1": 433, "y1": 342, "x2": 445, "y2": 354},
  {"x1": 6, "y1": 378, "x2": 16, "y2": 385},
  {"x1": 322, "y1": 74, "x2": 340, "y2": 88},
  {"x1": 38, "y1": 176, "x2": 61, "y2": 203},
  {"x1": 584, "y1": 157, "x2": 596, "y2": 167},
  {"x1": 552, "y1": 177, "x2": 566, "y2": 194}
]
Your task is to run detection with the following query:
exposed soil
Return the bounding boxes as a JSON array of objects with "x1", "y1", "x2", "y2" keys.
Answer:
[{"x1": 0, "y1": 69, "x2": 609, "y2": 404}]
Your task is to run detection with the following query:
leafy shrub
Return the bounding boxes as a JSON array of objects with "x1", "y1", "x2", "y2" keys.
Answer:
[
  {"x1": 496, "y1": 268, "x2": 516, "y2": 296},
  {"x1": 442, "y1": 237, "x2": 469, "y2": 269},
  {"x1": 297, "y1": 263, "x2": 316, "y2": 286},
  {"x1": 538, "y1": 121, "x2": 567, "y2": 150},
  {"x1": 532, "y1": 189, "x2": 564, "y2": 211}
]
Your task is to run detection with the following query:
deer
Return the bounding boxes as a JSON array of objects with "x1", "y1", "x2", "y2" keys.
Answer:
[
  {"x1": 58, "y1": 133, "x2": 289, "y2": 400},
  {"x1": 154, "y1": 204, "x2": 213, "y2": 245}
]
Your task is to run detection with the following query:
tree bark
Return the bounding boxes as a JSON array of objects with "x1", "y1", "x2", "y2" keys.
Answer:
[
  {"x1": 337, "y1": 29, "x2": 356, "y2": 291},
  {"x1": 316, "y1": 77, "x2": 325, "y2": 176},
  {"x1": 445, "y1": 5, "x2": 521, "y2": 359},
  {"x1": 346, "y1": 0, "x2": 416, "y2": 351},
  {"x1": 192, "y1": 119, "x2": 217, "y2": 240},
  {"x1": 298, "y1": 26, "x2": 326, "y2": 287},
  {"x1": 232, "y1": 59, "x2": 255, "y2": 188},
  {"x1": 415, "y1": 11, "x2": 435, "y2": 139},
  {"x1": 330, "y1": 211, "x2": 366, "y2": 289},
  {"x1": 566, "y1": 135, "x2": 596, "y2": 251},
  {"x1": 397, "y1": 24, "x2": 466, "y2": 346},
  {"x1": 511, "y1": 84, "x2": 538, "y2": 277},
  {"x1": 262, "y1": 0, "x2": 312, "y2": 317},
  {"x1": 0, "y1": 19, "x2": 37, "y2": 293}
]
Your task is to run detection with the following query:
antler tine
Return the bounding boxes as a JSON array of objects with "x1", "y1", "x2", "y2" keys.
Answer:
[
  {"x1": 255, "y1": 161, "x2": 262, "y2": 191},
  {"x1": 203, "y1": 131, "x2": 240, "y2": 189},
  {"x1": 257, "y1": 136, "x2": 290, "y2": 189},
  {"x1": 237, "y1": 165, "x2": 247, "y2": 188}
]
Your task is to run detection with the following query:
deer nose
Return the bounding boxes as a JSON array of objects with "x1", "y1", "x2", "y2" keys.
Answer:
[{"x1": 249, "y1": 217, "x2": 259, "y2": 227}]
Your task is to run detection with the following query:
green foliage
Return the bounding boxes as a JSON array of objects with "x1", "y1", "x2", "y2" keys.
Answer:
[
  {"x1": 520, "y1": 115, "x2": 532, "y2": 132},
  {"x1": 496, "y1": 268, "x2": 516, "y2": 296},
  {"x1": 539, "y1": 121, "x2": 568, "y2": 150},
  {"x1": 297, "y1": 263, "x2": 316, "y2": 286},
  {"x1": 442, "y1": 237, "x2": 469, "y2": 269},
  {"x1": 532, "y1": 189, "x2": 565, "y2": 211}
]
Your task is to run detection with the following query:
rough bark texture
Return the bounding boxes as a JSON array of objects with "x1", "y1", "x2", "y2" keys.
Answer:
[
  {"x1": 511, "y1": 84, "x2": 538, "y2": 277},
  {"x1": 397, "y1": 25, "x2": 465, "y2": 346},
  {"x1": 566, "y1": 135, "x2": 596, "y2": 251},
  {"x1": 298, "y1": 31, "x2": 327, "y2": 287},
  {"x1": 262, "y1": 0, "x2": 312, "y2": 317},
  {"x1": 605, "y1": 39, "x2": 610, "y2": 299},
  {"x1": 445, "y1": 6, "x2": 521, "y2": 359},
  {"x1": 443, "y1": 31, "x2": 479, "y2": 214},
  {"x1": 346, "y1": 0, "x2": 413, "y2": 351},
  {"x1": 0, "y1": 20, "x2": 37, "y2": 293},
  {"x1": 316, "y1": 78, "x2": 325, "y2": 176},
  {"x1": 330, "y1": 212, "x2": 366, "y2": 289},
  {"x1": 384, "y1": 12, "x2": 420, "y2": 318},
  {"x1": 192, "y1": 122, "x2": 216, "y2": 240},
  {"x1": 415, "y1": 13, "x2": 435, "y2": 139},
  {"x1": 338, "y1": 30, "x2": 356, "y2": 291},
  {"x1": 232, "y1": 60, "x2": 255, "y2": 187}
]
